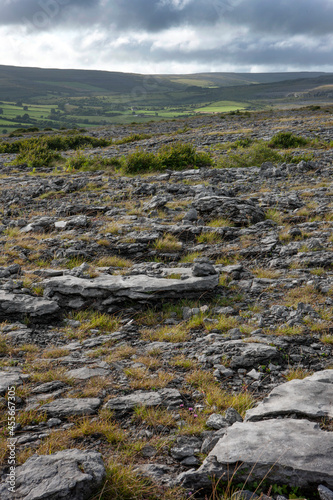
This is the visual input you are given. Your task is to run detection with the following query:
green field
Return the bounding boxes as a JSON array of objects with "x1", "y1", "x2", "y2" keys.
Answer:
[
  {"x1": 0, "y1": 101, "x2": 59, "y2": 130},
  {"x1": 0, "y1": 65, "x2": 332, "y2": 131},
  {"x1": 194, "y1": 100, "x2": 248, "y2": 113}
]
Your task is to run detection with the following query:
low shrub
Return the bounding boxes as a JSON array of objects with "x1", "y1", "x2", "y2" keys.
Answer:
[
  {"x1": 218, "y1": 142, "x2": 282, "y2": 169},
  {"x1": 122, "y1": 142, "x2": 212, "y2": 174},
  {"x1": 268, "y1": 131, "x2": 309, "y2": 149},
  {"x1": 218, "y1": 140, "x2": 313, "y2": 169},
  {"x1": 157, "y1": 142, "x2": 212, "y2": 170},
  {"x1": 123, "y1": 149, "x2": 162, "y2": 174},
  {"x1": 116, "y1": 133, "x2": 152, "y2": 144},
  {"x1": 11, "y1": 137, "x2": 60, "y2": 168},
  {"x1": 0, "y1": 134, "x2": 111, "y2": 155},
  {"x1": 65, "y1": 152, "x2": 120, "y2": 172}
]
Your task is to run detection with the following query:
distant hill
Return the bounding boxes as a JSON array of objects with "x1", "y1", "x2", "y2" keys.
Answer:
[
  {"x1": 0, "y1": 64, "x2": 332, "y2": 102},
  {"x1": 161, "y1": 72, "x2": 330, "y2": 88},
  {"x1": 0, "y1": 65, "x2": 185, "y2": 101},
  {"x1": 0, "y1": 65, "x2": 333, "y2": 130}
]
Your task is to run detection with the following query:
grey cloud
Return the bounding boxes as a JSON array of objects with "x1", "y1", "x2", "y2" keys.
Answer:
[
  {"x1": 2, "y1": 0, "x2": 333, "y2": 73},
  {"x1": 0, "y1": 0, "x2": 95, "y2": 28},
  {"x1": 226, "y1": 0, "x2": 333, "y2": 36},
  {"x1": 0, "y1": 0, "x2": 241, "y2": 30},
  {"x1": 1, "y1": 0, "x2": 333, "y2": 36},
  {"x1": 80, "y1": 31, "x2": 333, "y2": 70}
]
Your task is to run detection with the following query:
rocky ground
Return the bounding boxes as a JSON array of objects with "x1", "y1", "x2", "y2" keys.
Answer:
[{"x1": 0, "y1": 107, "x2": 332, "y2": 500}]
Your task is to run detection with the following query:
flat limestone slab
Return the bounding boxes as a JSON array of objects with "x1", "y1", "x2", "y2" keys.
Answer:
[
  {"x1": 43, "y1": 272, "x2": 219, "y2": 301},
  {"x1": 40, "y1": 398, "x2": 101, "y2": 418},
  {"x1": 245, "y1": 369, "x2": 333, "y2": 421},
  {"x1": 67, "y1": 367, "x2": 111, "y2": 380},
  {"x1": 0, "y1": 370, "x2": 29, "y2": 395},
  {"x1": 104, "y1": 389, "x2": 182, "y2": 412},
  {"x1": 181, "y1": 419, "x2": 333, "y2": 490},
  {"x1": 0, "y1": 449, "x2": 105, "y2": 500},
  {"x1": 0, "y1": 291, "x2": 59, "y2": 317}
]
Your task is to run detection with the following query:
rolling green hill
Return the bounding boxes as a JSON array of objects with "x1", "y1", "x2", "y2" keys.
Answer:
[{"x1": 0, "y1": 65, "x2": 332, "y2": 131}]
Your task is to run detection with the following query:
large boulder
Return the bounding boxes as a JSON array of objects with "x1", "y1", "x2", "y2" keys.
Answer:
[
  {"x1": 0, "y1": 370, "x2": 30, "y2": 395},
  {"x1": 43, "y1": 271, "x2": 219, "y2": 310},
  {"x1": 245, "y1": 370, "x2": 333, "y2": 421},
  {"x1": 39, "y1": 398, "x2": 101, "y2": 418},
  {"x1": 0, "y1": 449, "x2": 105, "y2": 500},
  {"x1": 0, "y1": 291, "x2": 59, "y2": 320},
  {"x1": 192, "y1": 196, "x2": 266, "y2": 226},
  {"x1": 221, "y1": 340, "x2": 280, "y2": 369},
  {"x1": 178, "y1": 419, "x2": 333, "y2": 491}
]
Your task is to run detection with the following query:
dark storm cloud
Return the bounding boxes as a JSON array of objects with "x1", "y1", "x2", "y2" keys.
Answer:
[
  {"x1": 0, "y1": 0, "x2": 231, "y2": 31},
  {"x1": 86, "y1": 33, "x2": 333, "y2": 69},
  {"x1": 0, "y1": 0, "x2": 95, "y2": 28},
  {"x1": 226, "y1": 0, "x2": 333, "y2": 36},
  {"x1": 1, "y1": 0, "x2": 333, "y2": 35},
  {"x1": 2, "y1": 0, "x2": 333, "y2": 72}
]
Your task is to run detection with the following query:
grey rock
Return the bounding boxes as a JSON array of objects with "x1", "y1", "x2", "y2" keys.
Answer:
[
  {"x1": 158, "y1": 388, "x2": 183, "y2": 408},
  {"x1": 183, "y1": 208, "x2": 198, "y2": 221},
  {"x1": 0, "y1": 448, "x2": 105, "y2": 500},
  {"x1": 225, "y1": 407, "x2": 243, "y2": 425},
  {"x1": 247, "y1": 369, "x2": 261, "y2": 380},
  {"x1": 192, "y1": 196, "x2": 266, "y2": 226},
  {"x1": 66, "y1": 367, "x2": 111, "y2": 380},
  {"x1": 206, "y1": 413, "x2": 229, "y2": 430},
  {"x1": 105, "y1": 392, "x2": 161, "y2": 412},
  {"x1": 245, "y1": 370, "x2": 333, "y2": 421},
  {"x1": 143, "y1": 195, "x2": 170, "y2": 210},
  {"x1": 170, "y1": 436, "x2": 202, "y2": 460},
  {"x1": 217, "y1": 365, "x2": 234, "y2": 378},
  {"x1": 188, "y1": 419, "x2": 333, "y2": 490},
  {"x1": 201, "y1": 434, "x2": 222, "y2": 454},
  {"x1": 222, "y1": 340, "x2": 279, "y2": 369},
  {"x1": 40, "y1": 398, "x2": 101, "y2": 418},
  {"x1": 181, "y1": 456, "x2": 200, "y2": 466},
  {"x1": 306, "y1": 369, "x2": 333, "y2": 383},
  {"x1": 0, "y1": 291, "x2": 59, "y2": 318},
  {"x1": 56, "y1": 215, "x2": 90, "y2": 230},
  {"x1": 43, "y1": 271, "x2": 219, "y2": 308},
  {"x1": 47, "y1": 418, "x2": 62, "y2": 428},
  {"x1": 135, "y1": 464, "x2": 173, "y2": 485},
  {"x1": 319, "y1": 485, "x2": 333, "y2": 500},
  {"x1": 140, "y1": 445, "x2": 157, "y2": 458},
  {"x1": 104, "y1": 389, "x2": 182, "y2": 412},
  {"x1": 0, "y1": 370, "x2": 29, "y2": 395},
  {"x1": 31, "y1": 381, "x2": 67, "y2": 394},
  {"x1": 193, "y1": 262, "x2": 217, "y2": 277},
  {"x1": 20, "y1": 217, "x2": 56, "y2": 233}
]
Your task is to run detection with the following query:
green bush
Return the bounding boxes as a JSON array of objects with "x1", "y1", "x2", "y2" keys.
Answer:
[
  {"x1": 158, "y1": 142, "x2": 212, "y2": 170},
  {"x1": 123, "y1": 149, "x2": 162, "y2": 174},
  {"x1": 116, "y1": 133, "x2": 152, "y2": 145},
  {"x1": 230, "y1": 137, "x2": 254, "y2": 149},
  {"x1": 0, "y1": 134, "x2": 111, "y2": 155},
  {"x1": 65, "y1": 152, "x2": 121, "y2": 172},
  {"x1": 269, "y1": 131, "x2": 309, "y2": 149},
  {"x1": 218, "y1": 139, "x2": 315, "y2": 169},
  {"x1": 218, "y1": 142, "x2": 282, "y2": 169},
  {"x1": 122, "y1": 142, "x2": 213, "y2": 174},
  {"x1": 12, "y1": 137, "x2": 60, "y2": 168},
  {"x1": 44, "y1": 134, "x2": 110, "y2": 151}
]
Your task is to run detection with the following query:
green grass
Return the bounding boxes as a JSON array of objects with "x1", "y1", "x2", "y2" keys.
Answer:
[{"x1": 194, "y1": 100, "x2": 248, "y2": 113}]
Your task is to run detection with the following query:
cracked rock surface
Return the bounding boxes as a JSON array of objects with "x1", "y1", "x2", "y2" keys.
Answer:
[{"x1": 0, "y1": 108, "x2": 333, "y2": 500}]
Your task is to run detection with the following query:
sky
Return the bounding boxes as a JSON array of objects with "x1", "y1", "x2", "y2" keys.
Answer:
[{"x1": 1, "y1": 0, "x2": 333, "y2": 74}]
